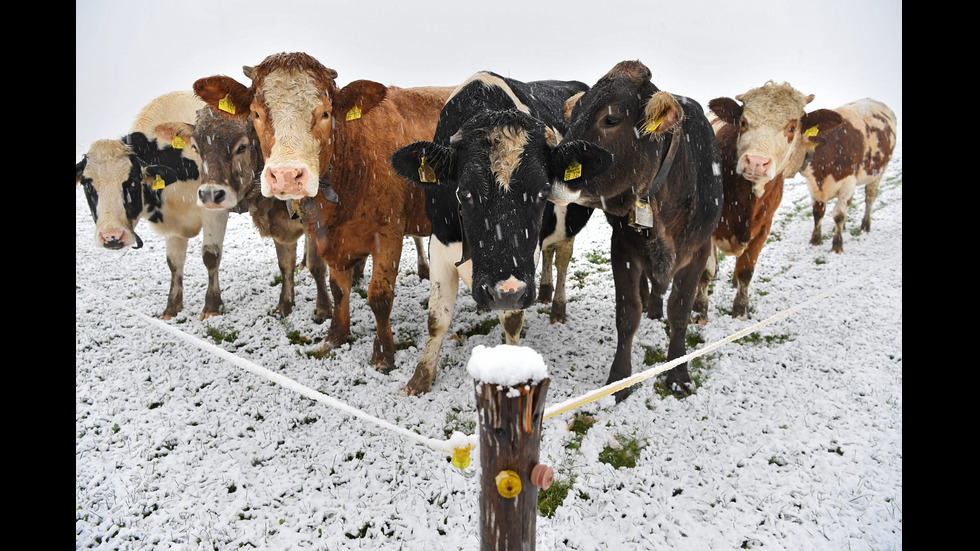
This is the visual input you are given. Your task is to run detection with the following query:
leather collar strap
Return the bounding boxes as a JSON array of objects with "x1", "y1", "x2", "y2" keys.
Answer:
[{"x1": 643, "y1": 126, "x2": 682, "y2": 202}]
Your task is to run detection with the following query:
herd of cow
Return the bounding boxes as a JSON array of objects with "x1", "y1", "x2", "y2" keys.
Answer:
[{"x1": 75, "y1": 52, "x2": 898, "y2": 400}]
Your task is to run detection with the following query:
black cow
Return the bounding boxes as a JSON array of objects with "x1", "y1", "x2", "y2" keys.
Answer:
[
  {"x1": 551, "y1": 60, "x2": 723, "y2": 399},
  {"x1": 391, "y1": 71, "x2": 612, "y2": 395}
]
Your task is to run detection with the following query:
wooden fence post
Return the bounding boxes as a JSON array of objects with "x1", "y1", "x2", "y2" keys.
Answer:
[{"x1": 469, "y1": 345, "x2": 553, "y2": 551}]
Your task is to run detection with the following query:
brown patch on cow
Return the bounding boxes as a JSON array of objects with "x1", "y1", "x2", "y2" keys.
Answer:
[
  {"x1": 194, "y1": 76, "x2": 253, "y2": 120},
  {"x1": 487, "y1": 125, "x2": 528, "y2": 189}
]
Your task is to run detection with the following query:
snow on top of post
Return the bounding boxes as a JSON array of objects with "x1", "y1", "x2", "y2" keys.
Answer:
[{"x1": 466, "y1": 344, "x2": 548, "y2": 386}]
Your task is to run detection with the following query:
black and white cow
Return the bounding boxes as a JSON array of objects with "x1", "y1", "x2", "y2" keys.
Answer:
[
  {"x1": 75, "y1": 91, "x2": 230, "y2": 319},
  {"x1": 391, "y1": 72, "x2": 612, "y2": 395}
]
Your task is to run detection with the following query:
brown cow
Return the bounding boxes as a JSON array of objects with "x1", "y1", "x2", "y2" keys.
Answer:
[
  {"x1": 550, "y1": 60, "x2": 722, "y2": 399},
  {"x1": 198, "y1": 52, "x2": 451, "y2": 370},
  {"x1": 694, "y1": 82, "x2": 843, "y2": 321},
  {"x1": 801, "y1": 99, "x2": 897, "y2": 253}
]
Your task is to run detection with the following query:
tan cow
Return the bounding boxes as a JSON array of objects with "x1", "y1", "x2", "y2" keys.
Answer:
[
  {"x1": 801, "y1": 99, "x2": 897, "y2": 253},
  {"x1": 696, "y1": 82, "x2": 843, "y2": 320},
  {"x1": 197, "y1": 52, "x2": 452, "y2": 371}
]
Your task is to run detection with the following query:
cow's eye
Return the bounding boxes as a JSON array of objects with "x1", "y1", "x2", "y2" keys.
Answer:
[
  {"x1": 456, "y1": 188, "x2": 473, "y2": 203},
  {"x1": 236, "y1": 143, "x2": 248, "y2": 154},
  {"x1": 602, "y1": 115, "x2": 620, "y2": 128}
]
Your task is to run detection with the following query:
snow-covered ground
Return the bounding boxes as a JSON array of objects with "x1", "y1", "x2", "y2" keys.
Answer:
[{"x1": 76, "y1": 142, "x2": 902, "y2": 550}]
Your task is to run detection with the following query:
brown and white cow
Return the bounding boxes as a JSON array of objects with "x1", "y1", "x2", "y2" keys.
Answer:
[
  {"x1": 550, "y1": 60, "x2": 723, "y2": 399},
  {"x1": 75, "y1": 91, "x2": 233, "y2": 319},
  {"x1": 801, "y1": 99, "x2": 897, "y2": 253},
  {"x1": 198, "y1": 52, "x2": 451, "y2": 370},
  {"x1": 152, "y1": 79, "x2": 331, "y2": 323},
  {"x1": 694, "y1": 82, "x2": 843, "y2": 321}
]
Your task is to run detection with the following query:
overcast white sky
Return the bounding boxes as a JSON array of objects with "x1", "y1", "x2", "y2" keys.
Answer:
[{"x1": 76, "y1": 0, "x2": 902, "y2": 149}]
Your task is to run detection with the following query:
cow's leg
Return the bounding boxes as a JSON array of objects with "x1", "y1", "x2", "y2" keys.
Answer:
[
  {"x1": 367, "y1": 237, "x2": 403, "y2": 372},
  {"x1": 271, "y1": 239, "x2": 298, "y2": 319},
  {"x1": 607, "y1": 237, "x2": 644, "y2": 402},
  {"x1": 162, "y1": 235, "x2": 189, "y2": 319},
  {"x1": 324, "y1": 264, "x2": 354, "y2": 352},
  {"x1": 404, "y1": 239, "x2": 460, "y2": 396},
  {"x1": 810, "y1": 199, "x2": 826, "y2": 246},
  {"x1": 861, "y1": 175, "x2": 882, "y2": 234},
  {"x1": 537, "y1": 243, "x2": 555, "y2": 304},
  {"x1": 732, "y1": 223, "x2": 771, "y2": 319},
  {"x1": 413, "y1": 236, "x2": 430, "y2": 280},
  {"x1": 200, "y1": 209, "x2": 229, "y2": 319},
  {"x1": 831, "y1": 179, "x2": 857, "y2": 254},
  {"x1": 499, "y1": 309, "x2": 525, "y2": 344},
  {"x1": 549, "y1": 237, "x2": 575, "y2": 324},
  {"x1": 304, "y1": 235, "x2": 331, "y2": 323},
  {"x1": 692, "y1": 243, "x2": 717, "y2": 325},
  {"x1": 663, "y1": 244, "x2": 711, "y2": 397}
]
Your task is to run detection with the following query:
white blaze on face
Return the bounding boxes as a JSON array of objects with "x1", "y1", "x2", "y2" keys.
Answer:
[
  {"x1": 734, "y1": 82, "x2": 811, "y2": 193},
  {"x1": 260, "y1": 69, "x2": 324, "y2": 198},
  {"x1": 83, "y1": 140, "x2": 141, "y2": 248}
]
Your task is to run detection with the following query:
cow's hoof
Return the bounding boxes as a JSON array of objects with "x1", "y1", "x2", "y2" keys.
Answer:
[
  {"x1": 200, "y1": 310, "x2": 221, "y2": 321},
  {"x1": 401, "y1": 378, "x2": 432, "y2": 396},
  {"x1": 312, "y1": 311, "x2": 330, "y2": 324}
]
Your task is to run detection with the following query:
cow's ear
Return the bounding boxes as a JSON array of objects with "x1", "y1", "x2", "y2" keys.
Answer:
[
  {"x1": 707, "y1": 97, "x2": 742, "y2": 127},
  {"x1": 390, "y1": 141, "x2": 454, "y2": 189},
  {"x1": 548, "y1": 140, "x2": 613, "y2": 187},
  {"x1": 76, "y1": 158, "x2": 87, "y2": 184},
  {"x1": 640, "y1": 91, "x2": 683, "y2": 139},
  {"x1": 154, "y1": 122, "x2": 194, "y2": 150},
  {"x1": 194, "y1": 76, "x2": 252, "y2": 119},
  {"x1": 334, "y1": 80, "x2": 388, "y2": 121},
  {"x1": 563, "y1": 91, "x2": 585, "y2": 125},
  {"x1": 800, "y1": 108, "x2": 844, "y2": 147}
]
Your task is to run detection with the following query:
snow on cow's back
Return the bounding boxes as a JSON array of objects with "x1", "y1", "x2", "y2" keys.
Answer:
[{"x1": 129, "y1": 90, "x2": 204, "y2": 138}]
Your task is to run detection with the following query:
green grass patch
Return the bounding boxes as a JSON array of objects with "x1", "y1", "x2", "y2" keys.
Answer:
[
  {"x1": 735, "y1": 332, "x2": 792, "y2": 346},
  {"x1": 205, "y1": 324, "x2": 239, "y2": 344},
  {"x1": 599, "y1": 435, "x2": 646, "y2": 469},
  {"x1": 538, "y1": 475, "x2": 576, "y2": 518}
]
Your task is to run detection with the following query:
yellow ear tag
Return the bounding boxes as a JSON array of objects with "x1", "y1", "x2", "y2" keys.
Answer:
[
  {"x1": 218, "y1": 94, "x2": 236, "y2": 115},
  {"x1": 346, "y1": 105, "x2": 362, "y2": 121},
  {"x1": 418, "y1": 156, "x2": 437, "y2": 183},
  {"x1": 645, "y1": 117, "x2": 663, "y2": 133},
  {"x1": 804, "y1": 126, "x2": 819, "y2": 137},
  {"x1": 152, "y1": 175, "x2": 165, "y2": 190},
  {"x1": 171, "y1": 136, "x2": 186, "y2": 149},
  {"x1": 564, "y1": 160, "x2": 582, "y2": 181}
]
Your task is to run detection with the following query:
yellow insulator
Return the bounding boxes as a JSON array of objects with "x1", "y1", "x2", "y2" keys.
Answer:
[
  {"x1": 451, "y1": 445, "x2": 472, "y2": 470},
  {"x1": 495, "y1": 470, "x2": 522, "y2": 498}
]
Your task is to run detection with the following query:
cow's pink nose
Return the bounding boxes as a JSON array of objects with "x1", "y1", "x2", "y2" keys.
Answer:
[
  {"x1": 99, "y1": 229, "x2": 127, "y2": 249},
  {"x1": 264, "y1": 164, "x2": 310, "y2": 196},
  {"x1": 742, "y1": 155, "x2": 772, "y2": 177}
]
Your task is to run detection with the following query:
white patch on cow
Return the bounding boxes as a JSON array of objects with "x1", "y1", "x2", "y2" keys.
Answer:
[
  {"x1": 82, "y1": 139, "x2": 141, "y2": 248},
  {"x1": 448, "y1": 72, "x2": 531, "y2": 114},
  {"x1": 260, "y1": 68, "x2": 324, "y2": 198},
  {"x1": 734, "y1": 82, "x2": 811, "y2": 185}
]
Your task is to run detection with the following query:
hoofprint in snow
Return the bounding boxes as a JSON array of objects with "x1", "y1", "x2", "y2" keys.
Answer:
[{"x1": 76, "y1": 143, "x2": 901, "y2": 550}]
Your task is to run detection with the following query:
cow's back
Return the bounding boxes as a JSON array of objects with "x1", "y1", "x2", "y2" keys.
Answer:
[
  {"x1": 804, "y1": 99, "x2": 896, "y2": 193},
  {"x1": 130, "y1": 91, "x2": 205, "y2": 136}
]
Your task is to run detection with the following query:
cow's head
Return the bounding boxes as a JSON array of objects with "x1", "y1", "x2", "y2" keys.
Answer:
[
  {"x1": 76, "y1": 139, "x2": 146, "y2": 249},
  {"x1": 708, "y1": 81, "x2": 844, "y2": 196},
  {"x1": 236, "y1": 52, "x2": 353, "y2": 200},
  {"x1": 391, "y1": 109, "x2": 611, "y2": 310},
  {"x1": 550, "y1": 60, "x2": 689, "y2": 218},
  {"x1": 178, "y1": 76, "x2": 266, "y2": 211}
]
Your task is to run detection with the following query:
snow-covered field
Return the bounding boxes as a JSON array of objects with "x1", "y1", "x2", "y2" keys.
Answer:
[{"x1": 76, "y1": 143, "x2": 902, "y2": 550}]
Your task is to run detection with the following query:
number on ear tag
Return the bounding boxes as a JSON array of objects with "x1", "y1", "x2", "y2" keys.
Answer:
[
  {"x1": 152, "y1": 175, "x2": 166, "y2": 190},
  {"x1": 804, "y1": 126, "x2": 819, "y2": 137},
  {"x1": 564, "y1": 161, "x2": 582, "y2": 181},
  {"x1": 418, "y1": 156, "x2": 436, "y2": 183},
  {"x1": 346, "y1": 105, "x2": 362, "y2": 121},
  {"x1": 171, "y1": 136, "x2": 186, "y2": 149},
  {"x1": 218, "y1": 95, "x2": 236, "y2": 114}
]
